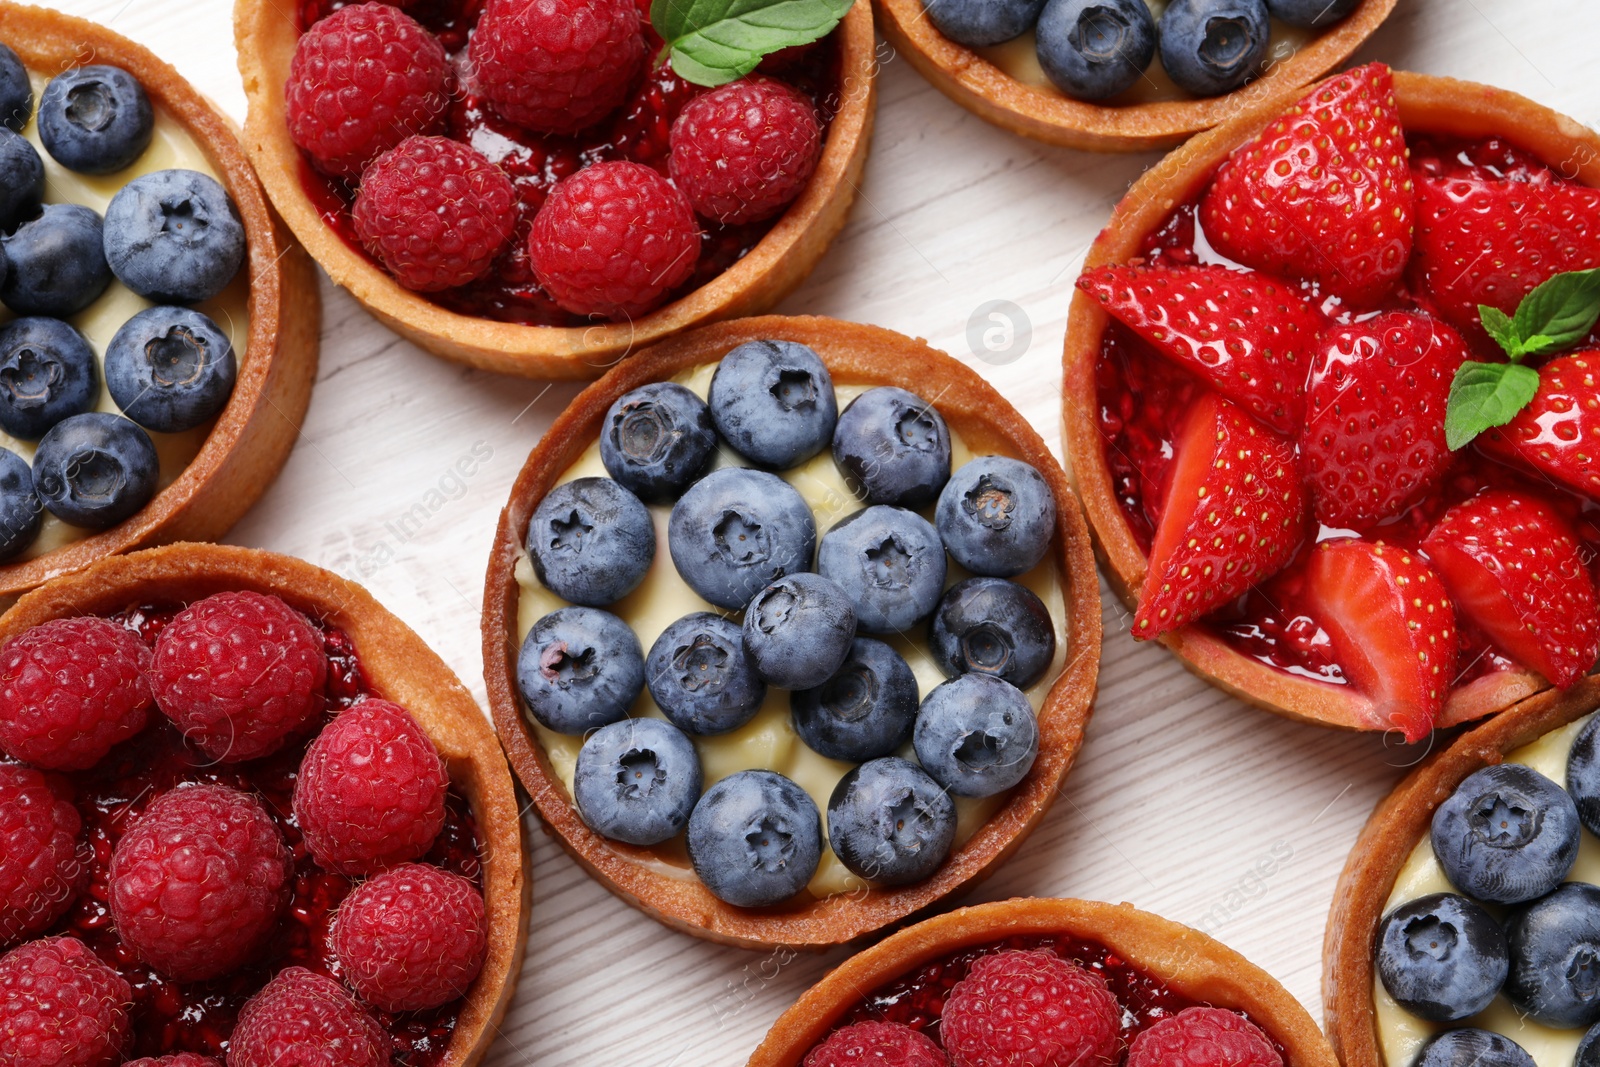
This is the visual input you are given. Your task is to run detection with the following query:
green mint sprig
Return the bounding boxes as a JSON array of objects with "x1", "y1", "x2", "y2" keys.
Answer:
[
  {"x1": 1443, "y1": 268, "x2": 1600, "y2": 450},
  {"x1": 650, "y1": 0, "x2": 853, "y2": 87}
]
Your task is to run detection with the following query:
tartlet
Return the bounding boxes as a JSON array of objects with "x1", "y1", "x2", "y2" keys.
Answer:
[
  {"x1": 1061, "y1": 71, "x2": 1600, "y2": 734},
  {"x1": 483, "y1": 315, "x2": 1101, "y2": 950},
  {"x1": 0, "y1": 541, "x2": 529, "y2": 1066},
  {"x1": 0, "y1": 1, "x2": 319, "y2": 598},
  {"x1": 750, "y1": 896, "x2": 1340, "y2": 1067},
  {"x1": 234, "y1": 0, "x2": 876, "y2": 380},
  {"x1": 874, "y1": 0, "x2": 1395, "y2": 152}
]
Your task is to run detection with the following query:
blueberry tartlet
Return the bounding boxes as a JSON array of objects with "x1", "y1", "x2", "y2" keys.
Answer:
[
  {"x1": 483, "y1": 316, "x2": 1101, "y2": 949},
  {"x1": 0, "y1": 542, "x2": 527, "y2": 1067}
]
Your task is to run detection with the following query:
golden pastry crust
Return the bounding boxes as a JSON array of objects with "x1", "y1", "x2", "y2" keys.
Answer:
[
  {"x1": 748, "y1": 896, "x2": 1340, "y2": 1067},
  {"x1": 482, "y1": 315, "x2": 1102, "y2": 950},
  {"x1": 1060, "y1": 71, "x2": 1600, "y2": 733},
  {"x1": 874, "y1": 0, "x2": 1395, "y2": 152},
  {"x1": 0, "y1": 1, "x2": 319, "y2": 599},
  {"x1": 0, "y1": 542, "x2": 530, "y2": 1067},
  {"x1": 233, "y1": 0, "x2": 876, "y2": 379},
  {"x1": 1323, "y1": 679, "x2": 1600, "y2": 1067}
]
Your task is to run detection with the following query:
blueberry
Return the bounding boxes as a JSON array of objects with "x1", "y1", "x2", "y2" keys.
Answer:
[
  {"x1": 0, "y1": 317, "x2": 98, "y2": 440},
  {"x1": 37, "y1": 65, "x2": 153, "y2": 175},
  {"x1": 929, "y1": 577, "x2": 1057, "y2": 689},
  {"x1": 922, "y1": 0, "x2": 1048, "y2": 46},
  {"x1": 1565, "y1": 713, "x2": 1600, "y2": 837},
  {"x1": 0, "y1": 129, "x2": 43, "y2": 231},
  {"x1": 686, "y1": 769, "x2": 821, "y2": 907},
  {"x1": 817, "y1": 506, "x2": 945, "y2": 634},
  {"x1": 1430, "y1": 764, "x2": 1580, "y2": 905},
  {"x1": 914, "y1": 673, "x2": 1038, "y2": 797},
  {"x1": 937, "y1": 456, "x2": 1056, "y2": 578},
  {"x1": 0, "y1": 448, "x2": 40, "y2": 560},
  {"x1": 645, "y1": 612, "x2": 766, "y2": 736},
  {"x1": 707, "y1": 341, "x2": 837, "y2": 470},
  {"x1": 1158, "y1": 0, "x2": 1270, "y2": 98},
  {"x1": 103, "y1": 170, "x2": 246, "y2": 305},
  {"x1": 1505, "y1": 882, "x2": 1600, "y2": 1028},
  {"x1": 0, "y1": 44, "x2": 30, "y2": 132},
  {"x1": 105, "y1": 306, "x2": 236, "y2": 433},
  {"x1": 1265, "y1": 0, "x2": 1360, "y2": 28},
  {"x1": 668, "y1": 467, "x2": 816, "y2": 610},
  {"x1": 832, "y1": 387, "x2": 951, "y2": 509},
  {"x1": 599, "y1": 383, "x2": 717, "y2": 503},
  {"x1": 743, "y1": 572, "x2": 858, "y2": 690},
  {"x1": 516, "y1": 607, "x2": 644, "y2": 734},
  {"x1": 1580, "y1": 1019, "x2": 1600, "y2": 1067},
  {"x1": 792, "y1": 637, "x2": 919, "y2": 763},
  {"x1": 574, "y1": 717, "x2": 702, "y2": 846},
  {"x1": 33, "y1": 412, "x2": 159, "y2": 529},
  {"x1": 1035, "y1": 0, "x2": 1156, "y2": 101},
  {"x1": 827, "y1": 756, "x2": 956, "y2": 886},
  {"x1": 0, "y1": 203, "x2": 112, "y2": 318},
  {"x1": 1413, "y1": 1030, "x2": 1534, "y2": 1067},
  {"x1": 1376, "y1": 893, "x2": 1509, "y2": 1023},
  {"x1": 526, "y1": 477, "x2": 656, "y2": 607}
]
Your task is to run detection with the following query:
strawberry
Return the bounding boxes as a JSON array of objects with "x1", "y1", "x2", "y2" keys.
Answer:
[
  {"x1": 1478, "y1": 352, "x2": 1600, "y2": 500},
  {"x1": 1199, "y1": 62, "x2": 1413, "y2": 308},
  {"x1": 1077, "y1": 264, "x2": 1324, "y2": 435},
  {"x1": 1422, "y1": 489, "x2": 1600, "y2": 688},
  {"x1": 1304, "y1": 538, "x2": 1457, "y2": 741},
  {"x1": 1300, "y1": 311, "x2": 1471, "y2": 528},
  {"x1": 1412, "y1": 176, "x2": 1600, "y2": 339},
  {"x1": 1134, "y1": 392, "x2": 1305, "y2": 638}
]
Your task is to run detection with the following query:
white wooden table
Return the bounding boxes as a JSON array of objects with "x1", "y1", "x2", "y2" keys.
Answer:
[{"x1": 37, "y1": 1, "x2": 1600, "y2": 1062}]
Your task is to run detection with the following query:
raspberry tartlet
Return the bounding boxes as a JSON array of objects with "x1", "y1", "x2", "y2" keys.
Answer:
[
  {"x1": 751, "y1": 896, "x2": 1339, "y2": 1067},
  {"x1": 234, "y1": 0, "x2": 876, "y2": 379},
  {"x1": 483, "y1": 315, "x2": 1101, "y2": 949},
  {"x1": 1324, "y1": 678, "x2": 1600, "y2": 1067},
  {"x1": 876, "y1": 0, "x2": 1394, "y2": 151},
  {"x1": 0, "y1": 543, "x2": 527, "y2": 1066},
  {"x1": 1063, "y1": 65, "x2": 1600, "y2": 740},
  {"x1": 0, "y1": 3, "x2": 317, "y2": 598}
]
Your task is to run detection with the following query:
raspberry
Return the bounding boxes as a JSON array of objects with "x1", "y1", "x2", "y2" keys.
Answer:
[
  {"x1": 123, "y1": 1056, "x2": 221, "y2": 1067},
  {"x1": 229, "y1": 966, "x2": 390, "y2": 1067},
  {"x1": 805, "y1": 1022, "x2": 949, "y2": 1067},
  {"x1": 1125, "y1": 1007, "x2": 1284, "y2": 1067},
  {"x1": 151, "y1": 591, "x2": 328, "y2": 763},
  {"x1": 941, "y1": 950, "x2": 1123, "y2": 1067},
  {"x1": 529, "y1": 160, "x2": 701, "y2": 319},
  {"x1": 0, "y1": 616, "x2": 152, "y2": 771},
  {"x1": 293, "y1": 698, "x2": 448, "y2": 875},
  {"x1": 669, "y1": 76, "x2": 822, "y2": 225},
  {"x1": 332, "y1": 862, "x2": 487, "y2": 1012},
  {"x1": 468, "y1": 0, "x2": 644, "y2": 136},
  {"x1": 353, "y1": 135, "x2": 518, "y2": 292},
  {"x1": 0, "y1": 936, "x2": 131, "y2": 1067},
  {"x1": 0, "y1": 766, "x2": 85, "y2": 947},
  {"x1": 108, "y1": 784, "x2": 292, "y2": 982},
  {"x1": 286, "y1": 2, "x2": 450, "y2": 179}
]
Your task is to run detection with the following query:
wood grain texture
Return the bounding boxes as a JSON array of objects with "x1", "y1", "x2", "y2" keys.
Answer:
[{"x1": 34, "y1": 1, "x2": 1600, "y2": 1063}]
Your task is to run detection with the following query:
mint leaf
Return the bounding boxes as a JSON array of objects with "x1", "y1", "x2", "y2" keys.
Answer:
[
  {"x1": 651, "y1": 0, "x2": 853, "y2": 86},
  {"x1": 1479, "y1": 305, "x2": 1522, "y2": 358},
  {"x1": 1512, "y1": 268, "x2": 1600, "y2": 355},
  {"x1": 1444, "y1": 360, "x2": 1541, "y2": 450}
]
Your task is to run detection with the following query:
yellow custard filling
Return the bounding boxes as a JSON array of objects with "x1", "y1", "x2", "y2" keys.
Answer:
[
  {"x1": 0, "y1": 71, "x2": 249, "y2": 561},
  {"x1": 515, "y1": 363, "x2": 1070, "y2": 900},
  {"x1": 1375, "y1": 714, "x2": 1600, "y2": 1066}
]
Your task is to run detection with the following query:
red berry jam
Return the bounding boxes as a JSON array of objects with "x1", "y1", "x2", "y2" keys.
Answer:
[
  {"x1": 29, "y1": 603, "x2": 484, "y2": 1066},
  {"x1": 831, "y1": 933, "x2": 1286, "y2": 1059},
  {"x1": 294, "y1": 0, "x2": 844, "y2": 326}
]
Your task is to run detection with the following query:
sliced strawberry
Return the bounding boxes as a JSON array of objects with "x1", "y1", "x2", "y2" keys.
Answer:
[
  {"x1": 1412, "y1": 175, "x2": 1600, "y2": 339},
  {"x1": 1077, "y1": 264, "x2": 1323, "y2": 435},
  {"x1": 1304, "y1": 538, "x2": 1457, "y2": 742},
  {"x1": 1422, "y1": 489, "x2": 1600, "y2": 688},
  {"x1": 1134, "y1": 392, "x2": 1305, "y2": 638},
  {"x1": 1199, "y1": 62, "x2": 1413, "y2": 308},
  {"x1": 1300, "y1": 311, "x2": 1471, "y2": 528},
  {"x1": 1478, "y1": 352, "x2": 1600, "y2": 500}
]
